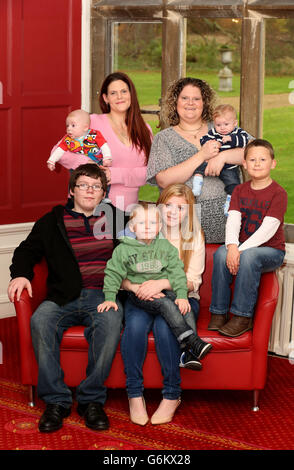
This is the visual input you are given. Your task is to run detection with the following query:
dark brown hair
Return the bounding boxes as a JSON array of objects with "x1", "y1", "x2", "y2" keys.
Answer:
[
  {"x1": 244, "y1": 139, "x2": 275, "y2": 160},
  {"x1": 161, "y1": 77, "x2": 216, "y2": 126},
  {"x1": 69, "y1": 163, "x2": 107, "y2": 193},
  {"x1": 99, "y1": 72, "x2": 152, "y2": 163}
]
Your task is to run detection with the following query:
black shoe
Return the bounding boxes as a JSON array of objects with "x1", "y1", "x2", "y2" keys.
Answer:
[
  {"x1": 188, "y1": 337, "x2": 212, "y2": 360},
  {"x1": 179, "y1": 350, "x2": 202, "y2": 370},
  {"x1": 38, "y1": 404, "x2": 71, "y2": 433},
  {"x1": 77, "y1": 402, "x2": 109, "y2": 430}
]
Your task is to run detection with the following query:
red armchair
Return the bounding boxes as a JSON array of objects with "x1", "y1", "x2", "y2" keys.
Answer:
[{"x1": 13, "y1": 244, "x2": 279, "y2": 410}]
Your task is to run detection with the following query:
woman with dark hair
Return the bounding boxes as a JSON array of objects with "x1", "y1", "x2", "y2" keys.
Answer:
[
  {"x1": 59, "y1": 72, "x2": 152, "y2": 211},
  {"x1": 147, "y1": 77, "x2": 249, "y2": 243}
]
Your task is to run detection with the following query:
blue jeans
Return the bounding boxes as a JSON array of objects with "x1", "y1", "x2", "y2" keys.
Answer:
[
  {"x1": 121, "y1": 296, "x2": 199, "y2": 400},
  {"x1": 210, "y1": 245, "x2": 285, "y2": 318},
  {"x1": 128, "y1": 290, "x2": 195, "y2": 344},
  {"x1": 30, "y1": 289, "x2": 123, "y2": 407},
  {"x1": 195, "y1": 162, "x2": 240, "y2": 195}
]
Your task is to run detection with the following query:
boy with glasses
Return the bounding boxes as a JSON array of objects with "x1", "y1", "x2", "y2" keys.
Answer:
[{"x1": 8, "y1": 164, "x2": 127, "y2": 433}]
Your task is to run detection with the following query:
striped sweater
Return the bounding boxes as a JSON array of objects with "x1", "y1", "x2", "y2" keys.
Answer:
[
  {"x1": 200, "y1": 126, "x2": 250, "y2": 151},
  {"x1": 64, "y1": 207, "x2": 114, "y2": 289}
]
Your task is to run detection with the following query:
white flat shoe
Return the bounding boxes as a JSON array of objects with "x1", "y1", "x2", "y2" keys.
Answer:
[
  {"x1": 150, "y1": 398, "x2": 181, "y2": 425},
  {"x1": 129, "y1": 397, "x2": 149, "y2": 426}
]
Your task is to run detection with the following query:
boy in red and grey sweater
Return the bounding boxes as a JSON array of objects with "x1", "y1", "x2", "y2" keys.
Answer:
[{"x1": 208, "y1": 139, "x2": 287, "y2": 337}]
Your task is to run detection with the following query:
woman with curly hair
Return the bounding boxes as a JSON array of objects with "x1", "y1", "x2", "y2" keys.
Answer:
[{"x1": 147, "y1": 77, "x2": 248, "y2": 243}]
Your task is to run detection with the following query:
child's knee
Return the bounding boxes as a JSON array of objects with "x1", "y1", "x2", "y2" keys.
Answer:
[{"x1": 239, "y1": 249, "x2": 261, "y2": 269}]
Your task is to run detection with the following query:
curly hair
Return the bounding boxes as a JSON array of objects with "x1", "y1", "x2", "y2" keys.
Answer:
[{"x1": 160, "y1": 77, "x2": 216, "y2": 126}]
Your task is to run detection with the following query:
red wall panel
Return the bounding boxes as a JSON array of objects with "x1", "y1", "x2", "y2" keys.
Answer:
[
  {"x1": 0, "y1": 0, "x2": 82, "y2": 225},
  {"x1": 21, "y1": 106, "x2": 70, "y2": 207},
  {"x1": 0, "y1": 108, "x2": 11, "y2": 212}
]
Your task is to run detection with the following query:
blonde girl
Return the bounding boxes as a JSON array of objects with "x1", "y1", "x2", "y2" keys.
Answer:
[{"x1": 121, "y1": 183, "x2": 206, "y2": 427}]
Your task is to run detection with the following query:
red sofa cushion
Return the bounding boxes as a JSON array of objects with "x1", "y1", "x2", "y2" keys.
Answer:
[{"x1": 60, "y1": 323, "x2": 252, "y2": 354}]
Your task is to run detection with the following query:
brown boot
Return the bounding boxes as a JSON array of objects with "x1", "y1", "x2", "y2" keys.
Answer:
[
  {"x1": 208, "y1": 314, "x2": 228, "y2": 331},
  {"x1": 218, "y1": 315, "x2": 252, "y2": 337}
]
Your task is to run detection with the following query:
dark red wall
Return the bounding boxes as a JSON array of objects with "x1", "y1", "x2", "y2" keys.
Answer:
[{"x1": 0, "y1": 0, "x2": 82, "y2": 224}]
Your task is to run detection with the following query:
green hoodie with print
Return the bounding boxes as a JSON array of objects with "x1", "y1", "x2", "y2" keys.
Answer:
[{"x1": 103, "y1": 235, "x2": 188, "y2": 302}]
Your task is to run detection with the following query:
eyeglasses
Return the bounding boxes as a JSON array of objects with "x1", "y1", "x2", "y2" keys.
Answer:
[{"x1": 75, "y1": 183, "x2": 103, "y2": 192}]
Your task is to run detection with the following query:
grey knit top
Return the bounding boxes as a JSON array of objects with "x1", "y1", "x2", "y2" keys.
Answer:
[{"x1": 146, "y1": 126, "x2": 227, "y2": 244}]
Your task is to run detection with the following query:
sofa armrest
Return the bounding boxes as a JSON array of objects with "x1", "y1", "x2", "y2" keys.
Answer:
[
  {"x1": 14, "y1": 290, "x2": 36, "y2": 383},
  {"x1": 13, "y1": 259, "x2": 48, "y2": 384},
  {"x1": 251, "y1": 271, "x2": 279, "y2": 386},
  {"x1": 252, "y1": 271, "x2": 279, "y2": 347}
]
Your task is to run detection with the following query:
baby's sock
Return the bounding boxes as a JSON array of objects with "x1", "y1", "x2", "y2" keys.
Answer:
[
  {"x1": 224, "y1": 194, "x2": 231, "y2": 217},
  {"x1": 192, "y1": 174, "x2": 203, "y2": 196}
]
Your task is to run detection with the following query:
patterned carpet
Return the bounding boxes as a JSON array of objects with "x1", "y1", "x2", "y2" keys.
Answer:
[
  {"x1": 0, "y1": 356, "x2": 294, "y2": 451},
  {"x1": 0, "y1": 317, "x2": 293, "y2": 451}
]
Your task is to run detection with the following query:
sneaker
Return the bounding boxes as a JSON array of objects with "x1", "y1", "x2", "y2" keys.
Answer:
[
  {"x1": 223, "y1": 194, "x2": 231, "y2": 216},
  {"x1": 189, "y1": 337, "x2": 212, "y2": 360},
  {"x1": 192, "y1": 174, "x2": 203, "y2": 196},
  {"x1": 179, "y1": 351, "x2": 202, "y2": 371}
]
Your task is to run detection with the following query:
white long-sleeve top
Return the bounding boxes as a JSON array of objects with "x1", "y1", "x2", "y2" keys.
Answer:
[
  {"x1": 225, "y1": 210, "x2": 281, "y2": 251},
  {"x1": 168, "y1": 232, "x2": 205, "y2": 299}
]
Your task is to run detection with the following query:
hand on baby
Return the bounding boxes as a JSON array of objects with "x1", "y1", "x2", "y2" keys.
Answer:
[
  {"x1": 222, "y1": 135, "x2": 232, "y2": 143},
  {"x1": 102, "y1": 158, "x2": 112, "y2": 167},
  {"x1": 201, "y1": 139, "x2": 221, "y2": 161},
  {"x1": 175, "y1": 298, "x2": 191, "y2": 315}
]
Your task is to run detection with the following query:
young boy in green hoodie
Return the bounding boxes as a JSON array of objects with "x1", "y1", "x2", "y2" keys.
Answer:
[{"x1": 98, "y1": 202, "x2": 212, "y2": 369}]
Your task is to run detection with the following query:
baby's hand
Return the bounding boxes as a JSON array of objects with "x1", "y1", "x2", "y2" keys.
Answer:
[
  {"x1": 47, "y1": 162, "x2": 55, "y2": 171},
  {"x1": 222, "y1": 135, "x2": 232, "y2": 143},
  {"x1": 175, "y1": 298, "x2": 191, "y2": 315},
  {"x1": 102, "y1": 158, "x2": 112, "y2": 167},
  {"x1": 97, "y1": 301, "x2": 118, "y2": 312}
]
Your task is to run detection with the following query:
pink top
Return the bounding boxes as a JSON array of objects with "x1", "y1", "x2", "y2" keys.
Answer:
[{"x1": 58, "y1": 113, "x2": 151, "y2": 211}]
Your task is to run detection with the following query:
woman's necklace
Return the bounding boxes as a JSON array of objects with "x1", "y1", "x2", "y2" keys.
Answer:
[
  {"x1": 108, "y1": 114, "x2": 130, "y2": 144},
  {"x1": 178, "y1": 123, "x2": 203, "y2": 139}
]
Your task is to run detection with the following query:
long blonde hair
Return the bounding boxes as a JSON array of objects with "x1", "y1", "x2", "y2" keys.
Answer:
[{"x1": 156, "y1": 184, "x2": 204, "y2": 272}]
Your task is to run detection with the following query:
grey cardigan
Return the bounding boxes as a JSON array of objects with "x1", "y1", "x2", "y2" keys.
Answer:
[{"x1": 147, "y1": 126, "x2": 227, "y2": 243}]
